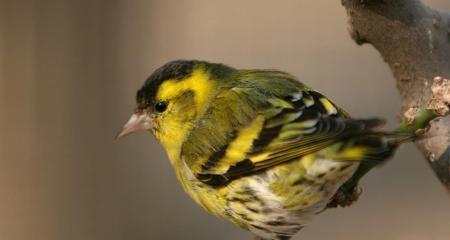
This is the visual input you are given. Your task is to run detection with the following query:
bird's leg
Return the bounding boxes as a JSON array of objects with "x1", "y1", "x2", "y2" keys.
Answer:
[
  {"x1": 327, "y1": 162, "x2": 370, "y2": 208},
  {"x1": 327, "y1": 184, "x2": 362, "y2": 208}
]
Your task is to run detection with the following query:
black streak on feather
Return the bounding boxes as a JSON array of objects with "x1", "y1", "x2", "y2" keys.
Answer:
[
  {"x1": 308, "y1": 91, "x2": 329, "y2": 114},
  {"x1": 202, "y1": 143, "x2": 230, "y2": 171},
  {"x1": 196, "y1": 173, "x2": 229, "y2": 186},
  {"x1": 251, "y1": 125, "x2": 283, "y2": 153},
  {"x1": 202, "y1": 131, "x2": 238, "y2": 171}
]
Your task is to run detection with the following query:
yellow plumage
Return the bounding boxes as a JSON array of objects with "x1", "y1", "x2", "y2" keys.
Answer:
[{"x1": 117, "y1": 60, "x2": 412, "y2": 240}]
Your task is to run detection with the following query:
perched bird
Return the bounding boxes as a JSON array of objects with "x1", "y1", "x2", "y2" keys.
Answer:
[{"x1": 117, "y1": 60, "x2": 415, "y2": 240}]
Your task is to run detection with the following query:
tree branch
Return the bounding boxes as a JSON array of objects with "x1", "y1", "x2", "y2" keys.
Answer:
[{"x1": 341, "y1": 0, "x2": 450, "y2": 191}]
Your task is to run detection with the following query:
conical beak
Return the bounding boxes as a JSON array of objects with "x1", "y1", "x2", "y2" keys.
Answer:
[{"x1": 115, "y1": 113, "x2": 153, "y2": 140}]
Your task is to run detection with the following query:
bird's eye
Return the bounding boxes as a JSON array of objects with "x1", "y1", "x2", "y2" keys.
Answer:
[{"x1": 154, "y1": 101, "x2": 168, "y2": 113}]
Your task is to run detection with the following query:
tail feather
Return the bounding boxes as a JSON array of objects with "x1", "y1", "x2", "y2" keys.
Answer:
[{"x1": 328, "y1": 120, "x2": 418, "y2": 208}]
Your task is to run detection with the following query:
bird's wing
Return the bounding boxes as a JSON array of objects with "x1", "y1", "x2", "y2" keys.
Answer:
[{"x1": 186, "y1": 71, "x2": 383, "y2": 186}]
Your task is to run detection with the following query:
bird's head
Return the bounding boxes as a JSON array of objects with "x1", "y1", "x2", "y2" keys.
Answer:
[{"x1": 116, "y1": 60, "x2": 234, "y2": 150}]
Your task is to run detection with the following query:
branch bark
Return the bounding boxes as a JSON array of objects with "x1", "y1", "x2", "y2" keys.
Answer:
[{"x1": 341, "y1": 0, "x2": 450, "y2": 192}]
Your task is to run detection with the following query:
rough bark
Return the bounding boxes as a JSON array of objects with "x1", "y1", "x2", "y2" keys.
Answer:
[{"x1": 341, "y1": 0, "x2": 450, "y2": 192}]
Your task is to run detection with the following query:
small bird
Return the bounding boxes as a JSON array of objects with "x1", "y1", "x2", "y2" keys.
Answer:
[{"x1": 117, "y1": 60, "x2": 415, "y2": 240}]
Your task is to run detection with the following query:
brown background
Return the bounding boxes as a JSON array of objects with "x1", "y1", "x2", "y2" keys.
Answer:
[{"x1": 1, "y1": 1, "x2": 449, "y2": 240}]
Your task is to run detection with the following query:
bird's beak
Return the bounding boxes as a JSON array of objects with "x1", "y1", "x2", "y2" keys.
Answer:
[{"x1": 115, "y1": 112, "x2": 154, "y2": 140}]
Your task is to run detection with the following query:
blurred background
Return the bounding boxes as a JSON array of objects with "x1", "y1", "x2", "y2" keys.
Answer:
[{"x1": 1, "y1": 0, "x2": 449, "y2": 240}]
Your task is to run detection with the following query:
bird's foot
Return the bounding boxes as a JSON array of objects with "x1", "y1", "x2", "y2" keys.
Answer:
[{"x1": 327, "y1": 186, "x2": 362, "y2": 208}]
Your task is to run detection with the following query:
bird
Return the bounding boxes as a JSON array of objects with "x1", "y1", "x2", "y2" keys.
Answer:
[{"x1": 116, "y1": 60, "x2": 416, "y2": 240}]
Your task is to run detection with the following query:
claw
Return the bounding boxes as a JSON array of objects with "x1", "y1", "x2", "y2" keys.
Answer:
[{"x1": 327, "y1": 186, "x2": 362, "y2": 208}]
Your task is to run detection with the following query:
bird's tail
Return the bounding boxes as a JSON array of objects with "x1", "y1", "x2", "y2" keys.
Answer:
[
  {"x1": 327, "y1": 130, "x2": 410, "y2": 208},
  {"x1": 329, "y1": 109, "x2": 440, "y2": 208}
]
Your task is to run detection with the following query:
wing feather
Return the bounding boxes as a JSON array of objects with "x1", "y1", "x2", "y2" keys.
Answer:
[{"x1": 186, "y1": 72, "x2": 383, "y2": 186}]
